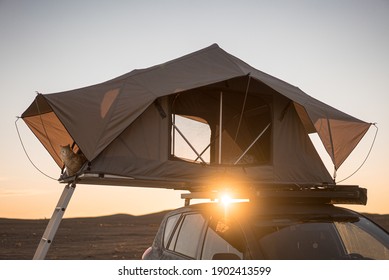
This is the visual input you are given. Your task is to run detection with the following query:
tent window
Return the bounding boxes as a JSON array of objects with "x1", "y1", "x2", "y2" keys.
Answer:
[
  {"x1": 170, "y1": 86, "x2": 272, "y2": 165},
  {"x1": 171, "y1": 115, "x2": 211, "y2": 164}
]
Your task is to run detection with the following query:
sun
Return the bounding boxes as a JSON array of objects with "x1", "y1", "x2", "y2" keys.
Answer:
[{"x1": 220, "y1": 194, "x2": 233, "y2": 207}]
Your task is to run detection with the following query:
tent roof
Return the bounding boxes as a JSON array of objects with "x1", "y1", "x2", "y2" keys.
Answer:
[{"x1": 22, "y1": 43, "x2": 371, "y2": 172}]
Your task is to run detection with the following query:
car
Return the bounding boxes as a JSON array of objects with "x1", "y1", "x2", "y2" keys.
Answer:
[{"x1": 142, "y1": 189, "x2": 389, "y2": 260}]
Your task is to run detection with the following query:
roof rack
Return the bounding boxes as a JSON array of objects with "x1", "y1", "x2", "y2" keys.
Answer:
[
  {"x1": 181, "y1": 184, "x2": 367, "y2": 206},
  {"x1": 61, "y1": 173, "x2": 367, "y2": 206}
]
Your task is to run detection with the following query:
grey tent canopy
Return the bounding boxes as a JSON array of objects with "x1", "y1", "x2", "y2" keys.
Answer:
[{"x1": 21, "y1": 44, "x2": 371, "y2": 191}]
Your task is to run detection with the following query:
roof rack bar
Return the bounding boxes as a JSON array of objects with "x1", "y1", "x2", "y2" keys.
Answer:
[
  {"x1": 253, "y1": 186, "x2": 367, "y2": 205},
  {"x1": 181, "y1": 185, "x2": 367, "y2": 206},
  {"x1": 181, "y1": 192, "x2": 219, "y2": 206}
]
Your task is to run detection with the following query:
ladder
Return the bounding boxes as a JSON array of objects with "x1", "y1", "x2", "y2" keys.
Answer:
[{"x1": 33, "y1": 182, "x2": 76, "y2": 260}]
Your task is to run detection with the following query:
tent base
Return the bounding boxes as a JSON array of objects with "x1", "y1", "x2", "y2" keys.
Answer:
[
  {"x1": 60, "y1": 172, "x2": 367, "y2": 205},
  {"x1": 60, "y1": 172, "x2": 191, "y2": 190}
]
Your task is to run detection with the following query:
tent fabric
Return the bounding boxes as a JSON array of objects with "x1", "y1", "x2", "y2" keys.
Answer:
[
  {"x1": 21, "y1": 44, "x2": 372, "y2": 189},
  {"x1": 90, "y1": 90, "x2": 332, "y2": 185}
]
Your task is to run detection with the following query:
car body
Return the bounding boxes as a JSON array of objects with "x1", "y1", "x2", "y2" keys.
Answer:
[{"x1": 143, "y1": 201, "x2": 389, "y2": 260}]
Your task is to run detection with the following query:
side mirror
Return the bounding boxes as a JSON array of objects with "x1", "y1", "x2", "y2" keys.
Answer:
[
  {"x1": 212, "y1": 253, "x2": 241, "y2": 260},
  {"x1": 142, "y1": 247, "x2": 152, "y2": 260}
]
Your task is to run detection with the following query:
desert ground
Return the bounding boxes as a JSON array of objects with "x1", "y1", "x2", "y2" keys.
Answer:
[
  {"x1": 1, "y1": 212, "x2": 389, "y2": 260},
  {"x1": 0, "y1": 211, "x2": 167, "y2": 260}
]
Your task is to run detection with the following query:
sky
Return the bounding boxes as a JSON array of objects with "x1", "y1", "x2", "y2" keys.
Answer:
[{"x1": 0, "y1": 0, "x2": 388, "y2": 219}]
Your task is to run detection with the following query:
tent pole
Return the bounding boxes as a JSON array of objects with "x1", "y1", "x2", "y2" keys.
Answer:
[
  {"x1": 326, "y1": 118, "x2": 337, "y2": 180},
  {"x1": 234, "y1": 123, "x2": 271, "y2": 165},
  {"x1": 219, "y1": 91, "x2": 223, "y2": 164},
  {"x1": 172, "y1": 123, "x2": 206, "y2": 164},
  {"x1": 234, "y1": 75, "x2": 251, "y2": 143},
  {"x1": 195, "y1": 143, "x2": 211, "y2": 162},
  {"x1": 172, "y1": 114, "x2": 176, "y2": 156}
]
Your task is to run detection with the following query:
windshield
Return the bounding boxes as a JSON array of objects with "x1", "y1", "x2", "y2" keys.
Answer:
[{"x1": 253, "y1": 217, "x2": 389, "y2": 259}]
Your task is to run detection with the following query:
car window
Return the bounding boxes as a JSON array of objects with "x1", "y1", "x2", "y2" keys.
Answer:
[
  {"x1": 201, "y1": 215, "x2": 244, "y2": 260},
  {"x1": 163, "y1": 214, "x2": 180, "y2": 248},
  {"x1": 256, "y1": 222, "x2": 345, "y2": 259},
  {"x1": 335, "y1": 218, "x2": 389, "y2": 259},
  {"x1": 169, "y1": 213, "x2": 206, "y2": 258}
]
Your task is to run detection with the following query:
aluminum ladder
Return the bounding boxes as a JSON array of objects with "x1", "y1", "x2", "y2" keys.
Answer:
[{"x1": 33, "y1": 182, "x2": 76, "y2": 260}]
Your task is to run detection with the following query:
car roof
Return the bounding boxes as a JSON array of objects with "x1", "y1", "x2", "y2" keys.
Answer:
[{"x1": 165, "y1": 201, "x2": 361, "y2": 221}]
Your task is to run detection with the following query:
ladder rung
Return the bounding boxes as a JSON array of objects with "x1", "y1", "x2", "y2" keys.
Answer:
[{"x1": 33, "y1": 183, "x2": 76, "y2": 260}]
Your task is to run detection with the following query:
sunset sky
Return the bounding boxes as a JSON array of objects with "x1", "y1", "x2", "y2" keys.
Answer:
[{"x1": 1, "y1": 0, "x2": 388, "y2": 219}]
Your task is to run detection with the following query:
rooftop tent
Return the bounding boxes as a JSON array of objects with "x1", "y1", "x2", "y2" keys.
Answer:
[{"x1": 21, "y1": 44, "x2": 372, "y2": 191}]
